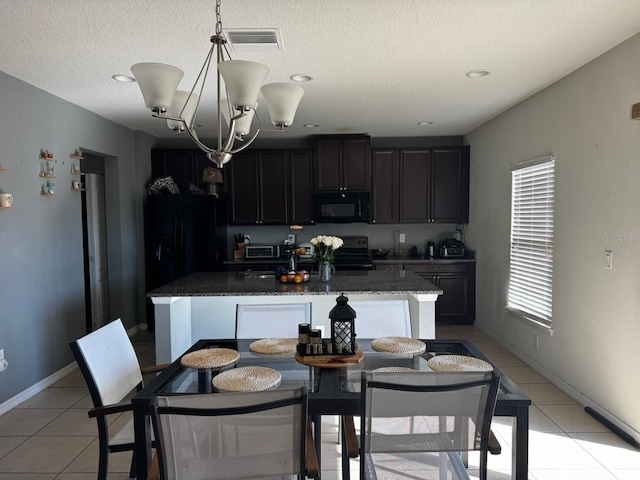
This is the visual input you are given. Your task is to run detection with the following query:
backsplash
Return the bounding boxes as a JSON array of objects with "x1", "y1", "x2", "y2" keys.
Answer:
[{"x1": 226, "y1": 223, "x2": 466, "y2": 259}]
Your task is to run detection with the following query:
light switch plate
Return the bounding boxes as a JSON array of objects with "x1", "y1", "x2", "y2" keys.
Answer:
[{"x1": 604, "y1": 250, "x2": 613, "y2": 269}]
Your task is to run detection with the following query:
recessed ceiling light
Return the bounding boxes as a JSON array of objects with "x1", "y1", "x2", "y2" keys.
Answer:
[
  {"x1": 303, "y1": 124, "x2": 319, "y2": 128},
  {"x1": 465, "y1": 69, "x2": 491, "y2": 78},
  {"x1": 290, "y1": 74, "x2": 313, "y2": 82},
  {"x1": 112, "y1": 74, "x2": 136, "y2": 83},
  {"x1": 417, "y1": 121, "x2": 434, "y2": 126}
]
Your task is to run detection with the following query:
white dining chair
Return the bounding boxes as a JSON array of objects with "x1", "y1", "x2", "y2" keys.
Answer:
[
  {"x1": 235, "y1": 302, "x2": 312, "y2": 339},
  {"x1": 360, "y1": 371, "x2": 501, "y2": 480},
  {"x1": 339, "y1": 299, "x2": 413, "y2": 457},
  {"x1": 69, "y1": 318, "x2": 167, "y2": 480},
  {"x1": 149, "y1": 387, "x2": 318, "y2": 480},
  {"x1": 350, "y1": 299, "x2": 412, "y2": 338}
]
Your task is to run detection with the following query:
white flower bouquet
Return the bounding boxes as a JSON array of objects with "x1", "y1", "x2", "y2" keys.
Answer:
[{"x1": 309, "y1": 235, "x2": 343, "y2": 264}]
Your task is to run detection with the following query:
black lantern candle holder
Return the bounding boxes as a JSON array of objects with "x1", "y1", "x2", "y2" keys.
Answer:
[
  {"x1": 330, "y1": 293, "x2": 357, "y2": 354},
  {"x1": 296, "y1": 293, "x2": 358, "y2": 356}
]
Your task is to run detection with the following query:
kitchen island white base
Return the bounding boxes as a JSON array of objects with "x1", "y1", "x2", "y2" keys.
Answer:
[
  {"x1": 151, "y1": 293, "x2": 439, "y2": 363},
  {"x1": 148, "y1": 270, "x2": 442, "y2": 363}
]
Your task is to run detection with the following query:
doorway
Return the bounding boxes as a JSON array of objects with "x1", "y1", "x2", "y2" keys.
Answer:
[{"x1": 81, "y1": 154, "x2": 110, "y2": 332}]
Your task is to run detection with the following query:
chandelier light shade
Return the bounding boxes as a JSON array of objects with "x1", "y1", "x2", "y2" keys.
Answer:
[
  {"x1": 218, "y1": 60, "x2": 270, "y2": 110},
  {"x1": 131, "y1": 0, "x2": 305, "y2": 167},
  {"x1": 221, "y1": 99, "x2": 257, "y2": 138},
  {"x1": 131, "y1": 62, "x2": 184, "y2": 112},
  {"x1": 261, "y1": 83, "x2": 305, "y2": 127},
  {"x1": 166, "y1": 91, "x2": 199, "y2": 132}
]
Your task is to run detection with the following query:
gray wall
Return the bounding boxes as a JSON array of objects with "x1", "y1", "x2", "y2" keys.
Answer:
[
  {"x1": 0, "y1": 72, "x2": 157, "y2": 405},
  {"x1": 465, "y1": 33, "x2": 640, "y2": 441}
]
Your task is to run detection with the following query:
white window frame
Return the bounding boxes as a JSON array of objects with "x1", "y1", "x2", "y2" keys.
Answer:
[{"x1": 507, "y1": 154, "x2": 555, "y2": 333}]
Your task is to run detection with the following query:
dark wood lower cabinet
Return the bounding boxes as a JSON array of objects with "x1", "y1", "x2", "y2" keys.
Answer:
[{"x1": 378, "y1": 262, "x2": 475, "y2": 324}]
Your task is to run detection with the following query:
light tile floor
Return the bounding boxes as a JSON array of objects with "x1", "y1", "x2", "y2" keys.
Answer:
[{"x1": 0, "y1": 325, "x2": 639, "y2": 479}]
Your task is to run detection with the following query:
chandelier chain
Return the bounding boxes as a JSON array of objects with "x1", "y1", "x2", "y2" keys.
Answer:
[{"x1": 215, "y1": 0, "x2": 222, "y2": 35}]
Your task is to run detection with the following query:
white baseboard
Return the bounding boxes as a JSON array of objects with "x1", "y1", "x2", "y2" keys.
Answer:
[
  {"x1": 475, "y1": 321, "x2": 640, "y2": 446},
  {"x1": 0, "y1": 362, "x2": 79, "y2": 417}
]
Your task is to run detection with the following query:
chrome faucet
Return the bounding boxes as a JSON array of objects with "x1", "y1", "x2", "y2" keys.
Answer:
[{"x1": 289, "y1": 248, "x2": 297, "y2": 271}]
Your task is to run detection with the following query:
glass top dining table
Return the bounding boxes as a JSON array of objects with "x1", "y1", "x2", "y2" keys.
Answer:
[{"x1": 132, "y1": 338, "x2": 531, "y2": 480}]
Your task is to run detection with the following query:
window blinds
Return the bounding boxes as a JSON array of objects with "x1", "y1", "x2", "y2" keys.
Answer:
[{"x1": 507, "y1": 155, "x2": 555, "y2": 327}]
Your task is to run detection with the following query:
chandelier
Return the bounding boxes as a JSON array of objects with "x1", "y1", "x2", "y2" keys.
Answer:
[{"x1": 130, "y1": 0, "x2": 304, "y2": 167}]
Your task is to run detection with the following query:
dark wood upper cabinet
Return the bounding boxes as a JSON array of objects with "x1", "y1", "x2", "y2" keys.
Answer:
[
  {"x1": 228, "y1": 149, "x2": 313, "y2": 225},
  {"x1": 399, "y1": 149, "x2": 431, "y2": 223},
  {"x1": 371, "y1": 149, "x2": 399, "y2": 224},
  {"x1": 151, "y1": 149, "x2": 198, "y2": 193},
  {"x1": 150, "y1": 148, "x2": 225, "y2": 195},
  {"x1": 315, "y1": 135, "x2": 371, "y2": 191},
  {"x1": 257, "y1": 151, "x2": 289, "y2": 225},
  {"x1": 398, "y1": 146, "x2": 469, "y2": 224},
  {"x1": 228, "y1": 151, "x2": 261, "y2": 224},
  {"x1": 288, "y1": 150, "x2": 314, "y2": 225},
  {"x1": 431, "y1": 147, "x2": 470, "y2": 223}
]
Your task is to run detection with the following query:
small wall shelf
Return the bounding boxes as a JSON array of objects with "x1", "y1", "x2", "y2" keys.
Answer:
[
  {"x1": 40, "y1": 192, "x2": 56, "y2": 196},
  {"x1": 0, "y1": 167, "x2": 7, "y2": 171},
  {"x1": 39, "y1": 156, "x2": 55, "y2": 161},
  {"x1": 69, "y1": 154, "x2": 84, "y2": 160},
  {"x1": 71, "y1": 187, "x2": 86, "y2": 192},
  {"x1": 0, "y1": 205, "x2": 11, "y2": 209},
  {"x1": 39, "y1": 173, "x2": 56, "y2": 179},
  {"x1": 70, "y1": 170, "x2": 85, "y2": 176}
]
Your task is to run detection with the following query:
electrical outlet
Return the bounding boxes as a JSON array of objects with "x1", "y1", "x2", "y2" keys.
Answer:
[
  {"x1": 604, "y1": 250, "x2": 613, "y2": 270},
  {"x1": 399, "y1": 233, "x2": 406, "y2": 243},
  {"x1": 243, "y1": 235, "x2": 251, "y2": 244},
  {"x1": 287, "y1": 234, "x2": 296, "y2": 244}
]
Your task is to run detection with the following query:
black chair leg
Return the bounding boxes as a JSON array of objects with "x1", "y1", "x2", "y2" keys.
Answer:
[
  {"x1": 129, "y1": 451, "x2": 136, "y2": 479},
  {"x1": 480, "y1": 450, "x2": 488, "y2": 480},
  {"x1": 97, "y1": 450, "x2": 108, "y2": 480},
  {"x1": 96, "y1": 419, "x2": 110, "y2": 480}
]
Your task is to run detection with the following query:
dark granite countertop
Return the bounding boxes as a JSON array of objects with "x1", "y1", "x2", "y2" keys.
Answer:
[
  {"x1": 147, "y1": 270, "x2": 442, "y2": 297},
  {"x1": 222, "y1": 259, "x2": 314, "y2": 265}
]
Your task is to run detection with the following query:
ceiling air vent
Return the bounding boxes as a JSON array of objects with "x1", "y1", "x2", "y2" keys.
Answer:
[{"x1": 222, "y1": 28, "x2": 283, "y2": 52}]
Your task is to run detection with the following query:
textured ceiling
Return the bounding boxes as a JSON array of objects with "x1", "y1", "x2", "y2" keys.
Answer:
[{"x1": 1, "y1": 0, "x2": 640, "y2": 140}]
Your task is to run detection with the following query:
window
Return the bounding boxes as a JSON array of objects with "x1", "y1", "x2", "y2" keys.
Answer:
[{"x1": 507, "y1": 155, "x2": 555, "y2": 329}]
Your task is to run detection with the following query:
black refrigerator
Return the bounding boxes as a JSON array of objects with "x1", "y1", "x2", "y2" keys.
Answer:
[{"x1": 145, "y1": 194, "x2": 227, "y2": 329}]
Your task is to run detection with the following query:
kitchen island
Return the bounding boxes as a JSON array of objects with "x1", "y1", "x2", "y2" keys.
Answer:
[{"x1": 148, "y1": 270, "x2": 442, "y2": 363}]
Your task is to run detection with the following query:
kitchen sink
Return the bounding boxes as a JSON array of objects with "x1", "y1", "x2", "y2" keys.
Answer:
[{"x1": 242, "y1": 271, "x2": 275, "y2": 279}]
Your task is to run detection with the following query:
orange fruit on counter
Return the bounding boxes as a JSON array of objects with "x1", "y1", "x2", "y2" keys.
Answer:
[
  {"x1": 293, "y1": 274, "x2": 303, "y2": 284},
  {"x1": 280, "y1": 275, "x2": 288, "y2": 283}
]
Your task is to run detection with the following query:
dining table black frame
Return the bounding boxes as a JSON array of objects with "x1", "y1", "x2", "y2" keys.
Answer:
[{"x1": 132, "y1": 338, "x2": 531, "y2": 480}]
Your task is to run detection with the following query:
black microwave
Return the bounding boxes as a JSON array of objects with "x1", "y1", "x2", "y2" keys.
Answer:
[{"x1": 315, "y1": 191, "x2": 371, "y2": 223}]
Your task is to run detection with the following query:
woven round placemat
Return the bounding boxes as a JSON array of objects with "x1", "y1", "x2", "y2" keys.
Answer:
[
  {"x1": 427, "y1": 355, "x2": 493, "y2": 372},
  {"x1": 212, "y1": 366, "x2": 282, "y2": 392},
  {"x1": 373, "y1": 366, "x2": 417, "y2": 372},
  {"x1": 180, "y1": 348, "x2": 240, "y2": 369},
  {"x1": 371, "y1": 337, "x2": 426, "y2": 355},
  {"x1": 249, "y1": 338, "x2": 298, "y2": 355}
]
